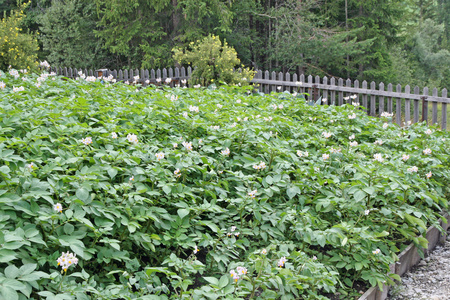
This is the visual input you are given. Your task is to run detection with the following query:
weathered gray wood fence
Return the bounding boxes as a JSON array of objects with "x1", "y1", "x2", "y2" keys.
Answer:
[{"x1": 49, "y1": 66, "x2": 449, "y2": 130}]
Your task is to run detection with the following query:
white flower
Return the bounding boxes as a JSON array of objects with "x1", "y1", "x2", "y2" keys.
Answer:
[
  {"x1": 295, "y1": 81, "x2": 303, "y2": 86},
  {"x1": 217, "y1": 104, "x2": 223, "y2": 109},
  {"x1": 155, "y1": 152, "x2": 165, "y2": 161},
  {"x1": 381, "y1": 112, "x2": 394, "y2": 118},
  {"x1": 193, "y1": 245, "x2": 199, "y2": 255},
  {"x1": 26, "y1": 162, "x2": 35, "y2": 170},
  {"x1": 272, "y1": 104, "x2": 278, "y2": 110},
  {"x1": 372, "y1": 249, "x2": 381, "y2": 255},
  {"x1": 423, "y1": 148, "x2": 432, "y2": 155},
  {"x1": 236, "y1": 99, "x2": 241, "y2": 104},
  {"x1": 12, "y1": 86, "x2": 25, "y2": 92},
  {"x1": 330, "y1": 147, "x2": 341, "y2": 154},
  {"x1": 81, "y1": 137, "x2": 93, "y2": 145},
  {"x1": 297, "y1": 150, "x2": 309, "y2": 157},
  {"x1": 248, "y1": 190, "x2": 257, "y2": 198},
  {"x1": 182, "y1": 141, "x2": 193, "y2": 151},
  {"x1": 364, "y1": 209, "x2": 370, "y2": 215},
  {"x1": 53, "y1": 203, "x2": 63, "y2": 213},
  {"x1": 350, "y1": 141, "x2": 358, "y2": 147},
  {"x1": 312, "y1": 255, "x2": 317, "y2": 260},
  {"x1": 145, "y1": 79, "x2": 150, "y2": 84},
  {"x1": 40, "y1": 60, "x2": 50, "y2": 68},
  {"x1": 277, "y1": 86, "x2": 282, "y2": 91},
  {"x1": 189, "y1": 105, "x2": 199, "y2": 113},
  {"x1": 277, "y1": 257, "x2": 287, "y2": 267},
  {"x1": 86, "y1": 76, "x2": 96, "y2": 82},
  {"x1": 425, "y1": 129, "x2": 432, "y2": 135},
  {"x1": 236, "y1": 266, "x2": 247, "y2": 275},
  {"x1": 156, "y1": 78, "x2": 162, "y2": 83},
  {"x1": 344, "y1": 96, "x2": 350, "y2": 101},
  {"x1": 407, "y1": 166, "x2": 418, "y2": 173},
  {"x1": 322, "y1": 132, "x2": 332, "y2": 138},
  {"x1": 211, "y1": 125, "x2": 220, "y2": 130},
  {"x1": 373, "y1": 153, "x2": 384, "y2": 162},
  {"x1": 322, "y1": 153, "x2": 329, "y2": 160},
  {"x1": 426, "y1": 171, "x2": 432, "y2": 179},
  {"x1": 253, "y1": 161, "x2": 267, "y2": 170},
  {"x1": 382, "y1": 123, "x2": 389, "y2": 129},
  {"x1": 111, "y1": 132, "x2": 118, "y2": 139},
  {"x1": 349, "y1": 134, "x2": 355, "y2": 140},
  {"x1": 165, "y1": 78, "x2": 172, "y2": 84},
  {"x1": 183, "y1": 112, "x2": 188, "y2": 118},
  {"x1": 170, "y1": 95, "x2": 178, "y2": 101},
  {"x1": 57, "y1": 251, "x2": 78, "y2": 272},
  {"x1": 173, "y1": 143, "x2": 178, "y2": 148},
  {"x1": 231, "y1": 226, "x2": 237, "y2": 232},
  {"x1": 181, "y1": 79, "x2": 187, "y2": 85},
  {"x1": 194, "y1": 84, "x2": 201, "y2": 88},
  {"x1": 374, "y1": 139, "x2": 383, "y2": 146},
  {"x1": 127, "y1": 133, "x2": 138, "y2": 144},
  {"x1": 230, "y1": 270, "x2": 240, "y2": 282},
  {"x1": 350, "y1": 95, "x2": 357, "y2": 99},
  {"x1": 352, "y1": 102, "x2": 360, "y2": 107},
  {"x1": 0, "y1": 81, "x2": 5, "y2": 89},
  {"x1": 221, "y1": 147, "x2": 230, "y2": 156},
  {"x1": 402, "y1": 154, "x2": 409, "y2": 161},
  {"x1": 278, "y1": 104, "x2": 283, "y2": 109},
  {"x1": 348, "y1": 113, "x2": 356, "y2": 119},
  {"x1": 322, "y1": 98, "x2": 327, "y2": 103},
  {"x1": 174, "y1": 169, "x2": 181, "y2": 177}
]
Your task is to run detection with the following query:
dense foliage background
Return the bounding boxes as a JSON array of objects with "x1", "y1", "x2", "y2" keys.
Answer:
[{"x1": 0, "y1": 0, "x2": 449, "y2": 88}]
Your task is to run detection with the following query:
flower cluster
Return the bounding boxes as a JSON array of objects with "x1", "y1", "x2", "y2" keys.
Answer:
[
  {"x1": 329, "y1": 147, "x2": 341, "y2": 154},
  {"x1": 227, "y1": 226, "x2": 240, "y2": 237},
  {"x1": 230, "y1": 266, "x2": 248, "y2": 282},
  {"x1": 322, "y1": 132, "x2": 332, "y2": 138},
  {"x1": 221, "y1": 147, "x2": 230, "y2": 156},
  {"x1": 86, "y1": 76, "x2": 96, "y2": 82},
  {"x1": 211, "y1": 125, "x2": 220, "y2": 130},
  {"x1": 0, "y1": 81, "x2": 5, "y2": 89},
  {"x1": 277, "y1": 257, "x2": 287, "y2": 267},
  {"x1": 248, "y1": 190, "x2": 257, "y2": 198},
  {"x1": 364, "y1": 209, "x2": 370, "y2": 215},
  {"x1": 383, "y1": 123, "x2": 389, "y2": 129},
  {"x1": 111, "y1": 132, "x2": 118, "y2": 139},
  {"x1": 193, "y1": 245, "x2": 199, "y2": 255},
  {"x1": 426, "y1": 171, "x2": 432, "y2": 179},
  {"x1": 373, "y1": 153, "x2": 384, "y2": 162},
  {"x1": 402, "y1": 154, "x2": 410, "y2": 161},
  {"x1": 272, "y1": 104, "x2": 283, "y2": 110},
  {"x1": 425, "y1": 129, "x2": 432, "y2": 135},
  {"x1": 374, "y1": 139, "x2": 383, "y2": 146},
  {"x1": 57, "y1": 251, "x2": 79, "y2": 272},
  {"x1": 322, "y1": 153, "x2": 329, "y2": 160},
  {"x1": 407, "y1": 166, "x2": 418, "y2": 173},
  {"x1": 372, "y1": 249, "x2": 381, "y2": 255},
  {"x1": 26, "y1": 162, "x2": 35, "y2": 170},
  {"x1": 348, "y1": 113, "x2": 356, "y2": 119},
  {"x1": 155, "y1": 152, "x2": 165, "y2": 161},
  {"x1": 81, "y1": 137, "x2": 93, "y2": 145},
  {"x1": 174, "y1": 168, "x2": 181, "y2": 178},
  {"x1": 349, "y1": 134, "x2": 355, "y2": 140},
  {"x1": 350, "y1": 141, "x2": 358, "y2": 147},
  {"x1": 182, "y1": 141, "x2": 193, "y2": 151},
  {"x1": 381, "y1": 112, "x2": 394, "y2": 118},
  {"x1": 253, "y1": 161, "x2": 266, "y2": 170},
  {"x1": 9, "y1": 69, "x2": 20, "y2": 79},
  {"x1": 344, "y1": 95, "x2": 358, "y2": 101},
  {"x1": 423, "y1": 148, "x2": 432, "y2": 155},
  {"x1": 297, "y1": 150, "x2": 309, "y2": 157},
  {"x1": 40, "y1": 60, "x2": 51, "y2": 68},
  {"x1": 127, "y1": 133, "x2": 138, "y2": 144},
  {"x1": 13, "y1": 86, "x2": 25, "y2": 92},
  {"x1": 189, "y1": 105, "x2": 199, "y2": 113}
]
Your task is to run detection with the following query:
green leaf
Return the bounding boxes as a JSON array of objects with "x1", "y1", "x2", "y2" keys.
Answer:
[
  {"x1": 354, "y1": 190, "x2": 366, "y2": 202},
  {"x1": 163, "y1": 185, "x2": 171, "y2": 195},
  {"x1": 1, "y1": 286, "x2": 18, "y2": 300},
  {"x1": 63, "y1": 223, "x2": 74, "y2": 235},
  {"x1": 19, "y1": 264, "x2": 36, "y2": 275},
  {"x1": 341, "y1": 237, "x2": 348, "y2": 246},
  {"x1": 177, "y1": 209, "x2": 189, "y2": 219},
  {"x1": 76, "y1": 188, "x2": 90, "y2": 201},
  {"x1": 5, "y1": 265, "x2": 20, "y2": 279},
  {"x1": 218, "y1": 275, "x2": 229, "y2": 288},
  {"x1": 355, "y1": 262, "x2": 363, "y2": 271},
  {"x1": 107, "y1": 167, "x2": 118, "y2": 179},
  {"x1": 203, "y1": 277, "x2": 219, "y2": 286}
]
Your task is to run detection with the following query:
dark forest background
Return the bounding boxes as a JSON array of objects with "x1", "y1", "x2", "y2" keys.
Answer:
[{"x1": 1, "y1": 0, "x2": 449, "y2": 88}]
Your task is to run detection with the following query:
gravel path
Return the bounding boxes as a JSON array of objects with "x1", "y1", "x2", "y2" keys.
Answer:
[{"x1": 388, "y1": 231, "x2": 450, "y2": 300}]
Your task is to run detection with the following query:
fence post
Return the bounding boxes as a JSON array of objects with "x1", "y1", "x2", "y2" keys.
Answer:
[
  {"x1": 370, "y1": 81, "x2": 376, "y2": 116},
  {"x1": 338, "y1": 78, "x2": 343, "y2": 106},
  {"x1": 323, "y1": 76, "x2": 328, "y2": 105},
  {"x1": 432, "y1": 88, "x2": 438, "y2": 125},
  {"x1": 330, "y1": 77, "x2": 336, "y2": 105},
  {"x1": 387, "y1": 83, "x2": 393, "y2": 114},
  {"x1": 396, "y1": 84, "x2": 402, "y2": 126},
  {"x1": 405, "y1": 85, "x2": 411, "y2": 124},
  {"x1": 442, "y1": 89, "x2": 448, "y2": 130},
  {"x1": 422, "y1": 87, "x2": 429, "y2": 124},
  {"x1": 362, "y1": 81, "x2": 368, "y2": 113},
  {"x1": 413, "y1": 86, "x2": 420, "y2": 124},
  {"x1": 379, "y1": 82, "x2": 385, "y2": 115}
]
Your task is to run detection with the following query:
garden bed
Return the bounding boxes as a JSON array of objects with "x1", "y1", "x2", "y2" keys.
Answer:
[{"x1": 0, "y1": 69, "x2": 449, "y2": 299}]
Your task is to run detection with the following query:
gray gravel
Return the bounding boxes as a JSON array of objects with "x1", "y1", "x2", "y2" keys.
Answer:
[{"x1": 388, "y1": 232, "x2": 450, "y2": 300}]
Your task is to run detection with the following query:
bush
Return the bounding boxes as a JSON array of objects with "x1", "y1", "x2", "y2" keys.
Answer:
[
  {"x1": 0, "y1": 2, "x2": 39, "y2": 71},
  {"x1": 173, "y1": 34, "x2": 255, "y2": 86}
]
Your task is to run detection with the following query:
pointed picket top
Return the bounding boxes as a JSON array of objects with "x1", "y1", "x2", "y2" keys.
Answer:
[
  {"x1": 264, "y1": 70, "x2": 270, "y2": 79},
  {"x1": 308, "y1": 75, "x2": 313, "y2": 84},
  {"x1": 278, "y1": 72, "x2": 283, "y2": 81},
  {"x1": 354, "y1": 80, "x2": 359, "y2": 88},
  {"x1": 432, "y1": 87, "x2": 438, "y2": 97},
  {"x1": 362, "y1": 80, "x2": 368, "y2": 89},
  {"x1": 180, "y1": 67, "x2": 185, "y2": 78},
  {"x1": 74, "y1": 68, "x2": 78, "y2": 77},
  {"x1": 370, "y1": 81, "x2": 376, "y2": 89},
  {"x1": 285, "y1": 72, "x2": 290, "y2": 82},
  {"x1": 405, "y1": 85, "x2": 410, "y2": 93},
  {"x1": 151, "y1": 69, "x2": 156, "y2": 79},
  {"x1": 338, "y1": 78, "x2": 343, "y2": 86},
  {"x1": 443, "y1": 88, "x2": 448, "y2": 97},
  {"x1": 396, "y1": 84, "x2": 402, "y2": 93},
  {"x1": 162, "y1": 68, "x2": 167, "y2": 78},
  {"x1": 271, "y1": 71, "x2": 277, "y2": 80},
  {"x1": 315, "y1": 75, "x2": 320, "y2": 84},
  {"x1": 168, "y1": 68, "x2": 173, "y2": 78},
  {"x1": 156, "y1": 69, "x2": 162, "y2": 79},
  {"x1": 123, "y1": 69, "x2": 129, "y2": 81},
  {"x1": 330, "y1": 77, "x2": 336, "y2": 85},
  {"x1": 323, "y1": 76, "x2": 328, "y2": 84},
  {"x1": 423, "y1": 87, "x2": 429, "y2": 95},
  {"x1": 144, "y1": 69, "x2": 149, "y2": 79},
  {"x1": 292, "y1": 73, "x2": 298, "y2": 82},
  {"x1": 379, "y1": 82, "x2": 384, "y2": 90},
  {"x1": 346, "y1": 78, "x2": 351, "y2": 87},
  {"x1": 187, "y1": 66, "x2": 192, "y2": 76},
  {"x1": 118, "y1": 70, "x2": 123, "y2": 80},
  {"x1": 140, "y1": 69, "x2": 145, "y2": 80},
  {"x1": 300, "y1": 74, "x2": 305, "y2": 83},
  {"x1": 129, "y1": 69, "x2": 134, "y2": 79}
]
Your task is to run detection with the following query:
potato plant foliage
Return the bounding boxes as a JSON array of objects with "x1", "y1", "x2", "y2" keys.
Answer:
[{"x1": 0, "y1": 69, "x2": 449, "y2": 300}]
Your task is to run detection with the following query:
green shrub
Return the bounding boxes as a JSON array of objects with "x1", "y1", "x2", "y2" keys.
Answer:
[
  {"x1": 173, "y1": 34, "x2": 255, "y2": 86},
  {"x1": 0, "y1": 2, "x2": 39, "y2": 71}
]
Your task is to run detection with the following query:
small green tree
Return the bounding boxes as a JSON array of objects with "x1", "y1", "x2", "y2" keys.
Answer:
[
  {"x1": 0, "y1": 2, "x2": 39, "y2": 71},
  {"x1": 173, "y1": 34, "x2": 255, "y2": 86}
]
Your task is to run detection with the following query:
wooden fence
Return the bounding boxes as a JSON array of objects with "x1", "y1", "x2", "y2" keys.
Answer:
[{"x1": 49, "y1": 66, "x2": 449, "y2": 130}]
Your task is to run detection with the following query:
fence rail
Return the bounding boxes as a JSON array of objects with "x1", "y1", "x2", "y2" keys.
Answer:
[{"x1": 49, "y1": 66, "x2": 449, "y2": 130}]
